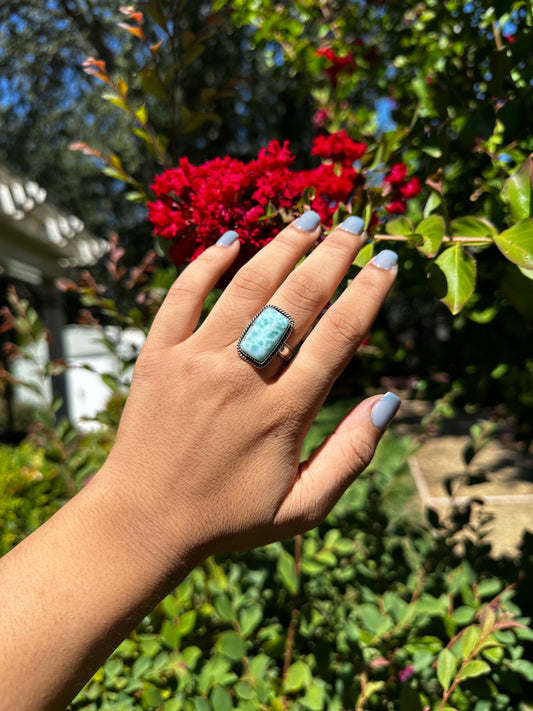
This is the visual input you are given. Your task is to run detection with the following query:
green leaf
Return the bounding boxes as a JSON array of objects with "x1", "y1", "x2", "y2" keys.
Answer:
[
  {"x1": 450, "y1": 216, "x2": 497, "y2": 238},
  {"x1": 277, "y1": 549, "x2": 299, "y2": 595},
  {"x1": 457, "y1": 625, "x2": 481, "y2": 660},
  {"x1": 493, "y1": 219, "x2": 533, "y2": 270},
  {"x1": 416, "y1": 215, "x2": 444, "y2": 257},
  {"x1": 386, "y1": 216, "x2": 413, "y2": 236},
  {"x1": 428, "y1": 244, "x2": 476, "y2": 314},
  {"x1": 459, "y1": 660, "x2": 490, "y2": 680},
  {"x1": 283, "y1": 660, "x2": 312, "y2": 693},
  {"x1": 437, "y1": 648, "x2": 459, "y2": 691},
  {"x1": 353, "y1": 242, "x2": 373, "y2": 268},
  {"x1": 502, "y1": 155, "x2": 532, "y2": 222},
  {"x1": 477, "y1": 578, "x2": 503, "y2": 598},
  {"x1": 100, "y1": 373, "x2": 119, "y2": 392},
  {"x1": 424, "y1": 190, "x2": 442, "y2": 217},
  {"x1": 216, "y1": 631, "x2": 245, "y2": 661},
  {"x1": 210, "y1": 685, "x2": 233, "y2": 711},
  {"x1": 239, "y1": 605, "x2": 263, "y2": 637},
  {"x1": 452, "y1": 606, "x2": 476, "y2": 626},
  {"x1": 507, "y1": 658, "x2": 533, "y2": 680},
  {"x1": 301, "y1": 681, "x2": 326, "y2": 711},
  {"x1": 176, "y1": 610, "x2": 197, "y2": 637}
]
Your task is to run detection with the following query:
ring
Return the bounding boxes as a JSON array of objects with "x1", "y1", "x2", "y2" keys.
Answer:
[
  {"x1": 277, "y1": 343, "x2": 294, "y2": 362},
  {"x1": 237, "y1": 304, "x2": 294, "y2": 368}
]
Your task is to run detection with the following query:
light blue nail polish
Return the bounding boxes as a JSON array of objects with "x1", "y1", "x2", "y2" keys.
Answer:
[
  {"x1": 216, "y1": 230, "x2": 239, "y2": 246},
  {"x1": 339, "y1": 216, "x2": 365, "y2": 235},
  {"x1": 372, "y1": 249, "x2": 398, "y2": 270},
  {"x1": 296, "y1": 210, "x2": 321, "y2": 232},
  {"x1": 371, "y1": 392, "x2": 401, "y2": 431}
]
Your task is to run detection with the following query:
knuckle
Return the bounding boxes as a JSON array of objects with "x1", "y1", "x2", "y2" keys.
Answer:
[
  {"x1": 354, "y1": 271, "x2": 383, "y2": 300},
  {"x1": 165, "y1": 278, "x2": 198, "y2": 306},
  {"x1": 342, "y1": 435, "x2": 375, "y2": 476},
  {"x1": 326, "y1": 307, "x2": 361, "y2": 347},
  {"x1": 231, "y1": 266, "x2": 272, "y2": 300},
  {"x1": 284, "y1": 272, "x2": 326, "y2": 309}
]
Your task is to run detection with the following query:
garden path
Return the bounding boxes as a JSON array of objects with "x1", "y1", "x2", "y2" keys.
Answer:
[{"x1": 395, "y1": 401, "x2": 533, "y2": 557}]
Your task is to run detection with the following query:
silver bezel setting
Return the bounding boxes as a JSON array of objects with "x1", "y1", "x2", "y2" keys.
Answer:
[{"x1": 237, "y1": 304, "x2": 294, "y2": 368}]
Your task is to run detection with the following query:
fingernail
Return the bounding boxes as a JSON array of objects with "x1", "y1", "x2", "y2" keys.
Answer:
[
  {"x1": 372, "y1": 249, "x2": 398, "y2": 270},
  {"x1": 295, "y1": 210, "x2": 321, "y2": 232},
  {"x1": 371, "y1": 392, "x2": 401, "y2": 431},
  {"x1": 216, "y1": 230, "x2": 239, "y2": 246},
  {"x1": 339, "y1": 215, "x2": 365, "y2": 235}
]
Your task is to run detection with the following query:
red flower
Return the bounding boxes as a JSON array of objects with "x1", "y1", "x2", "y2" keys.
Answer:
[
  {"x1": 311, "y1": 130, "x2": 366, "y2": 166},
  {"x1": 385, "y1": 163, "x2": 407, "y2": 184},
  {"x1": 400, "y1": 176, "x2": 421, "y2": 198},
  {"x1": 148, "y1": 132, "x2": 421, "y2": 277},
  {"x1": 385, "y1": 199, "x2": 406, "y2": 214},
  {"x1": 315, "y1": 46, "x2": 356, "y2": 86}
]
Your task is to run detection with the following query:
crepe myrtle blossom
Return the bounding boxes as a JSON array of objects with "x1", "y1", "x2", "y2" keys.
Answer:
[{"x1": 148, "y1": 133, "x2": 421, "y2": 275}]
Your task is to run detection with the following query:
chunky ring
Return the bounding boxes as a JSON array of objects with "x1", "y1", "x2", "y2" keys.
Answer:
[{"x1": 237, "y1": 305, "x2": 294, "y2": 368}]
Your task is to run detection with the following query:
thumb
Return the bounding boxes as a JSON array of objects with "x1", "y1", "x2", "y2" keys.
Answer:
[{"x1": 274, "y1": 392, "x2": 401, "y2": 534}]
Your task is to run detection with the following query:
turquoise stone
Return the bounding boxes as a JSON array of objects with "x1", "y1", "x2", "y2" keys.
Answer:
[{"x1": 238, "y1": 305, "x2": 293, "y2": 367}]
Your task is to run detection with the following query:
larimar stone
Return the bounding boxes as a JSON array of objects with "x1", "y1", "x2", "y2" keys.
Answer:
[{"x1": 238, "y1": 305, "x2": 293, "y2": 367}]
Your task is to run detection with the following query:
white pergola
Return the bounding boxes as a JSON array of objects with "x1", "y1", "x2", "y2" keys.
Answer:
[{"x1": 0, "y1": 163, "x2": 108, "y2": 423}]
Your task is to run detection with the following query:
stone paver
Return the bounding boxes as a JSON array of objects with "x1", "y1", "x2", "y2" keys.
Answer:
[{"x1": 394, "y1": 401, "x2": 533, "y2": 557}]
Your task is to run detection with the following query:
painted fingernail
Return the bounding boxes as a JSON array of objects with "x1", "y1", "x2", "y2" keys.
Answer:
[
  {"x1": 339, "y1": 215, "x2": 365, "y2": 235},
  {"x1": 371, "y1": 392, "x2": 401, "y2": 431},
  {"x1": 216, "y1": 230, "x2": 239, "y2": 246},
  {"x1": 295, "y1": 210, "x2": 321, "y2": 232},
  {"x1": 372, "y1": 249, "x2": 398, "y2": 270}
]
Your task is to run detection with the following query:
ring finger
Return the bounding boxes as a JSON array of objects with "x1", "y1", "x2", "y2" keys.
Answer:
[{"x1": 249, "y1": 215, "x2": 367, "y2": 377}]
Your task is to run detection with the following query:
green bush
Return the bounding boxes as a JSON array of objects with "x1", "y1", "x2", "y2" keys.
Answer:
[{"x1": 0, "y1": 441, "x2": 68, "y2": 556}]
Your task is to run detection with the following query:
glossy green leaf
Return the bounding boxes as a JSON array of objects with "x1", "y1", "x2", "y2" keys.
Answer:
[
  {"x1": 493, "y1": 219, "x2": 533, "y2": 270},
  {"x1": 429, "y1": 244, "x2": 476, "y2": 314},
  {"x1": 503, "y1": 156, "x2": 532, "y2": 222},
  {"x1": 450, "y1": 217, "x2": 497, "y2": 238},
  {"x1": 353, "y1": 242, "x2": 373, "y2": 268},
  {"x1": 386, "y1": 216, "x2": 413, "y2": 236},
  {"x1": 456, "y1": 625, "x2": 480, "y2": 660},
  {"x1": 459, "y1": 659, "x2": 491, "y2": 680},
  {"x1": 416, "y1": 215, "x2": 444, "y2": 257},
  {"x1": 437, "y1": 648, "x2": 458, "y2": 691},
  {"x1": 283, "y1": 660, "x2": 312, "y2": 693}
]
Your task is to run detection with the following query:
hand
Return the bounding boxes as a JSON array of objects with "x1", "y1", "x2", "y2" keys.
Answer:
[
  {"x1": 0, "y1": 211, "x2": 401, "y2": 710},
  {"x1": 97, "y1": 211, "x2": 400, "y2": 571}
]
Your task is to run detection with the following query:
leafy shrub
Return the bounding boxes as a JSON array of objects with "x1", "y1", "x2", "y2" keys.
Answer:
[{"x1": 0, "y1": 441, "x2": 68, "y2": 556}]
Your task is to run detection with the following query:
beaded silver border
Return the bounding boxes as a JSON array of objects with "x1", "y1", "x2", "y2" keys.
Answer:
[{"x1": 237, "y1": 304, "x2": 294, "y2": 368}]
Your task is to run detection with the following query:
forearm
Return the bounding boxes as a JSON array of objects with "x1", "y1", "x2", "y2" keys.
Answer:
[{"x1": 0, "y1": 469, "x2": 194, "y2": 711}]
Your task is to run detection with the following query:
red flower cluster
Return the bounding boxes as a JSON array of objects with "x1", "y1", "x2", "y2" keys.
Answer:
[
  {"x1": 315, "y1": 47, "x2": 356, "y2": 86},
  {"x1": 148, "y1": 133, "x2": 421, "y2": 273},
  {"x1": 384, "y1": 163, "x2": 421, "y2": 214}
]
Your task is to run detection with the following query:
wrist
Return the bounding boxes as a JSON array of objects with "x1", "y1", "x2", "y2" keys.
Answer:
[{"x1": 89, "y1": 457, "x2": 203, "y2": 590}]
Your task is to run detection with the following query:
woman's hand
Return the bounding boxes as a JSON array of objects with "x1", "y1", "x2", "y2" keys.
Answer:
[
  {"x1": 98, "y1": 211, "x2": 400, "y2": 570},
  {"x1": 0, "y1": 211, "x2": 401, "y2": 710}
]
